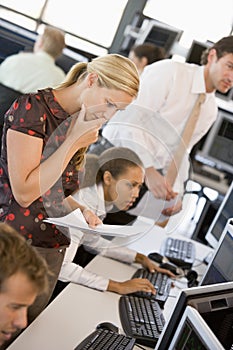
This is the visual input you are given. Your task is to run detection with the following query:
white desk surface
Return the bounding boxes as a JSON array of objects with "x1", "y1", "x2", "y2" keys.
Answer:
[{"x1": 8, "y1": 226, "x2": 213, "y2": 350}]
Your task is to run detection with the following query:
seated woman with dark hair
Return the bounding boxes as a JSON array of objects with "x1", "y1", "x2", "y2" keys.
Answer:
[{"x1": 51, "y1": 147, "x2": 174, "y2": 299}]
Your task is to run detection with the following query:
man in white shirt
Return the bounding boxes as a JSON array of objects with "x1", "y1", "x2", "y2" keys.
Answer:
[
  {"x1": 102, "y1": 36, "x2": 233, "y2": 218},
  {"x1": 0, "y1": 25, "x2": 66, "y2": 94}
]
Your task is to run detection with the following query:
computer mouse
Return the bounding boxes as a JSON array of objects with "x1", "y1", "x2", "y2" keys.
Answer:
[
  {"x1": 160, "y1": 262, "x2": 181, "y2": 275},
  {"x1": 96, "y1": 322, "x2": 119, "y2": 333},
  {"x1": 148, "y1": 252, "x2": 164, "y2": 263}
]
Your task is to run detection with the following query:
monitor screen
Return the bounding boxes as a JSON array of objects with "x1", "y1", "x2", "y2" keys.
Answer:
[
  {"x1": 168, "y1": 306, "x2": 224, "y2": 350},
  {"x1": 155, "y1": 281, "x2": 233, "y2": 350},
  {"x1": 195, "y1": 108, "x2": 233, "y2": 175},
  {"x1": 186, "y1": 40, "x2": 212, "y2": 65},
  {"x1": 200, "y1": 220, "x2": 233, "y2": 286},
  {"x1": 205, "y1": 181, "x2": 233, "y2": 248},
  {"x1": 135, "y1": 19, "x2": 183, "y2": 55}
]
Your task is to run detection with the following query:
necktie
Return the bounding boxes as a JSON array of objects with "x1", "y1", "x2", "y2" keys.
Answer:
[{"x1": 166, "y1": 93, "x2": 206, "y2": 186}]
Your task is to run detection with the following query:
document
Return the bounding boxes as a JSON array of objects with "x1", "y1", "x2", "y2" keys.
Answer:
[
  {"x1": 44, "y1": 208, "x2": 154, "y2": 237},
  {"x1": 127, "y1": 191, "x2": 180, "y2": 223}
]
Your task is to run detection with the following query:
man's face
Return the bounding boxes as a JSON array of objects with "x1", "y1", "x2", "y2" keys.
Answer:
[
  {"x1": 0, "y1": 272, "x2": 37, "y2": 346},
  {"x1": 209, "y1": 51, "x2": 233, "y2": 93}
]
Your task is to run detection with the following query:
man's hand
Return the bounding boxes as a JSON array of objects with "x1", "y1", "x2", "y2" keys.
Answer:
[{"x1": 145, "y1": 167, "x2": 177, "y2": 200}]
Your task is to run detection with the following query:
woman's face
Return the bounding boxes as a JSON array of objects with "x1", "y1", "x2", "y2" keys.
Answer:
[
  {"x1": 103, "y1": 166, "x2": 144, "y2": 211},
  {"x1": 81, "y1": 73, "x2": 134, "y2": 122}
]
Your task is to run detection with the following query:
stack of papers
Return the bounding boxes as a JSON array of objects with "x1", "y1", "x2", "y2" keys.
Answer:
[{"x1": 44, "y1": 208, "x2": 154, "y2": 237}]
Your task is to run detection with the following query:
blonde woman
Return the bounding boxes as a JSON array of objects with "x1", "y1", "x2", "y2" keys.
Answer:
[{"x1": 0, "y1": 54, "x2": 139, "y2": 323}]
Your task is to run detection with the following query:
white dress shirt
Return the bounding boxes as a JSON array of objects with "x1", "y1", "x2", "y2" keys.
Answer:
[
  {"x1": 0, "y1": 51, "x2": 65, "y2": 93},
  {"x1": 103, "y1": 59, "x2": 218, "y2": 192},
  {"x1": 59, "y1": 183, "x2": 137, "y2": 291}
]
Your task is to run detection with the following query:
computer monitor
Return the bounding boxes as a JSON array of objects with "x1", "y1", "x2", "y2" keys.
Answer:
[
  {"x1": 167, "y1": 305, "x2": 224, "y2": 350},
  {"x1": 0, "y1": 18, "x2": 36, "y2": 63},
  {"x1": 155, "y1": 281, "x2": 233, "y2": 350},
  {"x1": 135, "y1": 18, "x2": 183, "y2": 56},
  {"x1": 186, "y1": 39, "x2": 212, "y2": 65},
  {"x1": 199, "y1": 220, "x2": 233, "y2": 286},
  {"x1": 195, "y1": 108, "x2": 233, "y2": 176},
  {"x1": 205, "y1": 181, "x2": 233, "y2": 248}
]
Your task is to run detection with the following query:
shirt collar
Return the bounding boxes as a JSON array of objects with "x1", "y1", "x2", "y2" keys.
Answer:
[{"x1": 191, "y1": 65, "x2": 206, "y2": 94}]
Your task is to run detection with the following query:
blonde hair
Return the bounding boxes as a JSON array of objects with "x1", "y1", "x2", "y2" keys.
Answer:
[
  {"x1": 57, "y1": 53, "x2": 140, "y2": 98},
  {"x1": 60, "y1": 54, "x2": 140, "y2": 170},
  {"x1": 40, "y1": 26, "x2": 66, "y2": 59}
]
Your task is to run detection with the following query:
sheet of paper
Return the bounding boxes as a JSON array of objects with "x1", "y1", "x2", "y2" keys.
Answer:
[
  {"x1": 44, "y1": 208, "x2": 154, "y2": 237},
  {"x1": 128, "y1": 191, "x2": 180, "y2": 223}
]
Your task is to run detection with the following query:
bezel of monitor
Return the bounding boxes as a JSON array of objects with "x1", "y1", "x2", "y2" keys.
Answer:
[
  {"x1": 195, "y1": 108, "x2": 233, "y2": 175},
  {"x1": 155, "y1": 281, "x2": 233, "y2": 350},
  {"x1": 205, "y1": 181, "x2": 233, "y2": 248},
  {"x1": 167, "y1": 305, "x2": 224, "y2": 350},
  {"x1": 199, "y1": 219, "x2": 233, "y2": 286},
  {"x1": 135, "y1": 19, "x2": 183, "y2": 55}
]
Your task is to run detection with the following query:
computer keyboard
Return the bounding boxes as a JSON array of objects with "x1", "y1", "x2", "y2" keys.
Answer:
[
  {"x1": 130, "y1": 268, "x2": 172, "y2": 307},
  {"x1": 119, "y1": 295, "x2": 165, "y2": 348},
  {"x1": 160, "y1": 237, "x2": 196, "y2": 269},
  {"x1": 74, "y1": 328, "x2": 135, "y2": 350}
]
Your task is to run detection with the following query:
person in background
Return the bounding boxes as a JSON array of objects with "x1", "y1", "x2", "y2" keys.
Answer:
[
  {"x1": 0, "y1": 25, "x2": 66, "y2": 94},
  {"x1": 128, "y1": 42, "x2": 166, "y2": 75},
  {"x1": 0, "y1": 25, "x2": 66, "y2": 141},
  {"x1": 0, "y1": 223, "x2": 49, "y2": 349},
  {"x1": 0, "y1": 54, "x2": 139, "y2": 325},
  {"x1": 102, "y1": 35, "x2": 233, "y2": 220},
  {"x1": 52, "y1": 147, "x2": 174, "y2": 299}
]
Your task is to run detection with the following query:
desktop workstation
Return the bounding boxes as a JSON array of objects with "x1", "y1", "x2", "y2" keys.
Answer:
[{"x1": 7, "y1": 224, "x2": 214, "y2": 350}]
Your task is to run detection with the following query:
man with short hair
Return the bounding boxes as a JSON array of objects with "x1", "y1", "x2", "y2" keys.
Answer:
[
  {"x1": 0, "y1": 223, "x2": 49, "y2": 348},
  {"x1": 0, "y1": 25, "x2": 66, "y2": 94},
  {"x1": 102, "y1": 36, "x2": 233, "y2": 219}
]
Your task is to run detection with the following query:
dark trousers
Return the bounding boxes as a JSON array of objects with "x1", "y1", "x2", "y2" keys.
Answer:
[{"x1": 28, "y1": 246, "x2": 66, "y2": 323}]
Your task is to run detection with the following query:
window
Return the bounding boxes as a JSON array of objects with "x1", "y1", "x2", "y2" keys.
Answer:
[
  {"x1": 0, "y1": 0, "x2": 128, "y2": 54},
  {"x1": 144, "y1": 0, "x2": 233, "y2": 48}
]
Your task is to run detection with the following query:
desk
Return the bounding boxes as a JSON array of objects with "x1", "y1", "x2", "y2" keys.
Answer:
[{"x1": 7, "y1": 226, "x2": 213, "y2": 350}]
